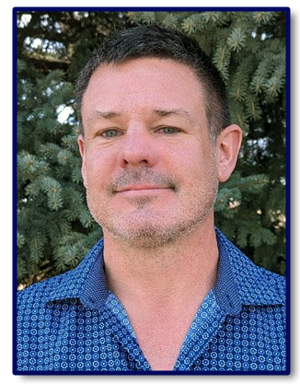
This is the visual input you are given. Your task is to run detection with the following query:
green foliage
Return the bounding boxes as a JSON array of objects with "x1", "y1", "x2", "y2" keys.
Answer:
[{"x1": 16, "y1": 10, "x2": 287, "y2": 288}]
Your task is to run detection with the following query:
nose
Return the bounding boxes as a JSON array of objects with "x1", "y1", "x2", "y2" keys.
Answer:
[{"x1": 117, "y1": 125, "x2": 158, "y2": 169}]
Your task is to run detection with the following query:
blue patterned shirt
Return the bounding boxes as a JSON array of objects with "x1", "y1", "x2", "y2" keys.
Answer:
[{"x1": 15, "y1": 229, "x2": 287, "y2": 373}]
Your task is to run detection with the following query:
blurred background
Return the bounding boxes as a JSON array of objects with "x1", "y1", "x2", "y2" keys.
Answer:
[{"x1": 16, "y1": 10, "x2": 287, "y2": 288}]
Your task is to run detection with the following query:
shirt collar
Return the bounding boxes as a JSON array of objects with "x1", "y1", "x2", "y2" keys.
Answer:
[
  {"x1": 45, "y1": 238, "x2": 106, "y2": 304},
  {"x1": 216, "y1": 228, "x2": 285, "y2": 307},
  {"x1": 44, "y1": 229, "x2": 285, "y2": 311}
]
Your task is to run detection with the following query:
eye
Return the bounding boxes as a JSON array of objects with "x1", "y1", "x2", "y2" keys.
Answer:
[
  {"x1": 158, "y1": 127, "x2": 180, "y2": 134},
  {"x1": 100, "y1": 129, "x2": 121, "y2": 138}
]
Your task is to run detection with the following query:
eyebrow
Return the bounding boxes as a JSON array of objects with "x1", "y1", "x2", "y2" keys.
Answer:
[
  {"x1": 153, "y1": 108, "x2": 197, "y2": 124},
  {"x1": 87, "y1": 108, "x2": 196, "y2": 125},
  {"x1": 87, "y1": 110, "x2": 121, "y2": 123}
]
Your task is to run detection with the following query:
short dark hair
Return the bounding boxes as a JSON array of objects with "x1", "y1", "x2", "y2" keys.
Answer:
[{"x1": 75, "y1": 24, "x2": 230, "y2": 141}]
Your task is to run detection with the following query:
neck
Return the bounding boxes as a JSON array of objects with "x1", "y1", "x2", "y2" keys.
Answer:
[
  {"x1": 102, "y1": 217, "x2": 219, "y2": 371},
  {"x1": 103, "y1": 219, "x2": 219, "y2": 309}
]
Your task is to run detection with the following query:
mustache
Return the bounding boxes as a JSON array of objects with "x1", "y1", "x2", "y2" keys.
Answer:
[{"x1": 108, "y1": 169, "x2": 178, "y2": 194}]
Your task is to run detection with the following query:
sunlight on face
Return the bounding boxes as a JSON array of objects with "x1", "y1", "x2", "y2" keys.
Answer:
[{"x1": 79, "y1": 58, "x2": 219, "y2": 248}]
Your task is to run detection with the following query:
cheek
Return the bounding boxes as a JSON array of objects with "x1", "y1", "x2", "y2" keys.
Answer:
[
  {"x1": 84, "y1": 148, "x2": 115, "y2": 188},
  {"x1": 174, "y1": 142, "x2": 216, "y2": 184}
]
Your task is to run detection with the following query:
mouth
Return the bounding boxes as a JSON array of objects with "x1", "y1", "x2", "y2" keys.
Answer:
[
  {"x1": 114, "y1": 185, "x2": 174, "y2": 198},
  {"x1": 116, "y1": 185, "x2": 172, "y2": 193}
]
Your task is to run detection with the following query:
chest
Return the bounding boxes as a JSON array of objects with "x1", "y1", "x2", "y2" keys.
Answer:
[{"x1": 128, "y1": 312, "x2": 195, "y2": 371}]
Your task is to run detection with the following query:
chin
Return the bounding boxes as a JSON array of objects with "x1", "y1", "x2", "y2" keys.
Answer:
[
  {"x1": 108, "y1": 223, "x2": 167, "y2": 248},
  {"x1": 106, "y1": 216, "x2": 204, "y2": 250}
]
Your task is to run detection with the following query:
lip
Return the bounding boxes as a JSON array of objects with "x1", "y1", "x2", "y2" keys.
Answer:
[
  {"x1": 117, "y1": 185, "x2": 168, "y2": 192},
  {"x1": 115, "y1": 185, "x2": 172, "y2": 195}
]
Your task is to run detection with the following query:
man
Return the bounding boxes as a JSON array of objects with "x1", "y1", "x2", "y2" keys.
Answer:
[{"x1": 16, "y1": 25, "x2": 286, "y2": 372}]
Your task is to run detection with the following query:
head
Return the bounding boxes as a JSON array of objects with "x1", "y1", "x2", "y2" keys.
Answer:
[
  {"x1": 76, "y1": 25, "x2": 242, "y2": 249},
  {"x1": 76, "y1": 24, "x2": 230, "y2": 143}
]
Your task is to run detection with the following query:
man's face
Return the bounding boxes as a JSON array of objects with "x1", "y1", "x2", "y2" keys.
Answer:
[{"x1": 79, "y1": 58, "x2": 219, "y2": 248}]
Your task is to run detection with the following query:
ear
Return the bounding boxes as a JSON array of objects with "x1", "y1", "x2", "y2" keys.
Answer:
[
  {"x1": 217, "y1": 124, "x2": 243, "y2": 183},
  {"x1": 78, "y1": 135, "x2": 87, "y2": 188}
]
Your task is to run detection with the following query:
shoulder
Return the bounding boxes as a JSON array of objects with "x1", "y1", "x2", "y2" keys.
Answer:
[
  {"x1": 234, "y1": 252, "x2": 286, "y2": 306},
  {"x1": 216, "y1": 228, "x2": 286, "y2": 306},
  {"x1": 17, "y1": 272, "x2": 68, "y2": 309},
  {"x1": 17, "y1": 238, "x2": 105, "y2": 309}
]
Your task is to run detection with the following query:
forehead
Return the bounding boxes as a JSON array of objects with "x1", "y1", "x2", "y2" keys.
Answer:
[{"x1": 82, "y1": 58, "x2": 206, "y2": 122}]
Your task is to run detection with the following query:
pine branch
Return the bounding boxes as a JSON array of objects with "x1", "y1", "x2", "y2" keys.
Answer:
[
  {"x1": 212, "y1": 42, "x2": 231, "y2": 80},
  {"x1": 40, "y1": 176, "x2": 64, "y2": 211},
  {"x1": 227, "y1": 25, "x2": 247, "y2": 52},
  {"x1": 24, "y1": 56, "x2": 69, "y2": 74}
]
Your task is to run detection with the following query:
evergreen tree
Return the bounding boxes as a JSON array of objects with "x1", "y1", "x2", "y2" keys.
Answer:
[
  {"x1": 17, "y1": 11, "x2": 130, "y2": 287},
  {"x1": 16, "y1": 10, "x2": 288, "y2": 288}
]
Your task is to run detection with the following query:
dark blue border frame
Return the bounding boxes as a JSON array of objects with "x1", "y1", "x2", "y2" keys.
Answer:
[
  {"x1": 12, "y1": 5, "x2": 19, "y2": 378},
  {"x1": 12, "y1": 6, "x2": 292, "y2": 12},
  {"x1": 12, "y1": 6, "x2": 291, "y2": 376},
  {"x1": 285, "y1": 5, "x2": 291, "y2": 376}
]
